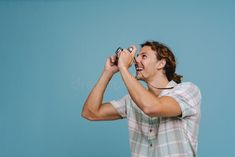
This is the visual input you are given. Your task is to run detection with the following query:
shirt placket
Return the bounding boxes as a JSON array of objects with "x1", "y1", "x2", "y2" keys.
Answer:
[{"x1": 147, "y1": 118, "x2": 158, "y2": 157}]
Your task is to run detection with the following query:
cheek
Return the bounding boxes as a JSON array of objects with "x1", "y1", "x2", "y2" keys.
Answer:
[
  {"x1": 148, "y1": 66, "x2": 157, "y2": 74},
  {"x1": 144, "y1": 62, "x2": 157, "y2": 73}
]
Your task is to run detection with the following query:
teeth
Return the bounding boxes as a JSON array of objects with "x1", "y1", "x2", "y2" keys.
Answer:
[{"x1": 136, "y1": 67, "x2": 144, "y2": 71}]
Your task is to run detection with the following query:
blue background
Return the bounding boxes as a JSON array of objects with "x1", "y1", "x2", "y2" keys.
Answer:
[{"x1": 0, "y1": 0, "x2": 234, "y2": 156}]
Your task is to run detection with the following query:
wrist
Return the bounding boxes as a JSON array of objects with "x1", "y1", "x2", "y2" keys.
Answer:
[
  {"x1": 103, "y1": 69, "x2": 115, "y2": 77},
  {"x1": 118, "y1": 65, "x2": 128, "y2": 73}
]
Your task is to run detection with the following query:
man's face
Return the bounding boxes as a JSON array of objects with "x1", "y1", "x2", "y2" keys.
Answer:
[{"x1": 135, "y1": 46, "x2": 165, "y2": 81}]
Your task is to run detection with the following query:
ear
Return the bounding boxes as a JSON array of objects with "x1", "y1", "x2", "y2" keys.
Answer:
[{"x1": 156, "y1": 59, "x2": 166, "y2": 70}]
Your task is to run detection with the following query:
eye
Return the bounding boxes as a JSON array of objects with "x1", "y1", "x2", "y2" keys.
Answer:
[{"x1": 142, "y1": 55, "x2": 147, "y2": 59}]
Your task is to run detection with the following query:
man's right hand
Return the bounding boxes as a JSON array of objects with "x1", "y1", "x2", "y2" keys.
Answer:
[
  {"x1": 82, "y1": 54, "x2": 123, "y2": 121},
  {"x1": 104, "y1": 55, "x2": 119, "y2": 74}
]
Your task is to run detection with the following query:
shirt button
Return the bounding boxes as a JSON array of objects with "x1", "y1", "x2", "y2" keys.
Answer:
[{"x1": 149, "y1": 129, "x2": 152, "y2": 132}]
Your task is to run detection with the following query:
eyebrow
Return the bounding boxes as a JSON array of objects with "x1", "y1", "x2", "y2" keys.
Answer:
[{"x1": 137, "y1": 52, "x2": 148, "y2": 56}]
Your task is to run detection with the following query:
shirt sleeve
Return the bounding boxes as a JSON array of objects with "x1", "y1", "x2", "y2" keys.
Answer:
[
  {"x1": 167, "y1": 82, "x2": 201, "y2": 118},
  {"x1": 109, "y1": 95, "x2": 130, "y2": 118}
]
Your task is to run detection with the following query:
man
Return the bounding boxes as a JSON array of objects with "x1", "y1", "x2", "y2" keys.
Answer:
[{"x1": 82, "y1": 41, "x2": 201, "y2": 157}]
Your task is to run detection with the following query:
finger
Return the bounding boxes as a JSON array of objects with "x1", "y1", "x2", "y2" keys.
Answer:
[
  {"x1": 129, "y1": 45, "x2": 137, "y2": 63},
  {"x1": 122, "y1": 49, "x2": 129, "y2": 53},
  {"x1": 129, "y1": 44, "x2": 137, "y2": 56},
  {"x1": 117, "y1": 51, "x2": 121, "y2": 57},
  {"x1": 123, "y1": 47, "x2": 135, "y2": 59},
  {"x1": 110, "y1": 55, "x2": 116, "y2": 63},
  {"x1": 107, "y1": 56, "x2": 112, "y2": 64}
]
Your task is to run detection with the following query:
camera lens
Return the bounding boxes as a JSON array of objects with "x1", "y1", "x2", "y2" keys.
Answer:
[{"x1": 127, "y1": 47, "x2": 133, "y2": 52}]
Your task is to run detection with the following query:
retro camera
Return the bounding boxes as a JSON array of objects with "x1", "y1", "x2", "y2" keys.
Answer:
[{"x1": 114, "y1": 47, "x2": 134, "y2": 65}]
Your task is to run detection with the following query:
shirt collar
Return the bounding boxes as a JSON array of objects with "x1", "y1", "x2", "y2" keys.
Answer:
[
  {"x1": 167, "y1": 80, "x2": 177, "y2": 88},
  {"x1": 159, "y1": 80, "x2": 177, "y2": 96}
]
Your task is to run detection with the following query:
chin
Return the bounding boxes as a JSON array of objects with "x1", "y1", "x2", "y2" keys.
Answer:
[{"x1": 135, "y1": 74, "x2": 144, "y2": 80}]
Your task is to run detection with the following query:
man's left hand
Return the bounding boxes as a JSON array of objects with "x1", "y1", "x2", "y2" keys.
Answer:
[{"x1": 117, "y1": 45, "x2": 137, "y2": 70}]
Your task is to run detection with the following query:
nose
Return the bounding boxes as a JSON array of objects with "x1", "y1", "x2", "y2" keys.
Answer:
[{"x1": 135, "y1": 55, "x2": 141, "y2": 64}]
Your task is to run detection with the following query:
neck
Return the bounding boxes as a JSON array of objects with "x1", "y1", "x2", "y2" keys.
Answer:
[{"x1": 146, "y1": 75, "x2": 169, "y2": 97}]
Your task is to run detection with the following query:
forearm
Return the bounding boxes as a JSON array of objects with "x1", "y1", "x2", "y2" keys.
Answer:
[
  {"x1": 119, "y1": 67, "x2": 160, "y2": 112},
  {"x1": 82, "y1": 70, "x2": 113, "y2": 115}
]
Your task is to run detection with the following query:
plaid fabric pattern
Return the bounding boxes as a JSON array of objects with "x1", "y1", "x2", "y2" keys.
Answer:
[{"x1": 110, "y1": 81, "x2": 201, "y2": 157}]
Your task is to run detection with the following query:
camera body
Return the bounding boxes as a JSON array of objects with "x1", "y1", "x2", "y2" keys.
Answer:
[{"x1": 114, "y1": 47, "x2": 133, "y2": 65}]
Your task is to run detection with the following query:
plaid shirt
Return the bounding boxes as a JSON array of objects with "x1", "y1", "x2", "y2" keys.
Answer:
[{"x1": 110, "y1": 81, "x2": 201, "y2": 157}]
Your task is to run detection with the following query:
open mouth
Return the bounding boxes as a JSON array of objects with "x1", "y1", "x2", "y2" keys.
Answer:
[
  {"x1": 135, "y1": 64, "x2": 144, "y2": 72},
  {"x1": 136, "y1": 67, "x2": 144, "y2": 72}
]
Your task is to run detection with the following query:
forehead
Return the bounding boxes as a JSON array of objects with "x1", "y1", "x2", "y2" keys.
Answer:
[{"x1": 138, "y1": 46, "x2": 156, "y2": 55}]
